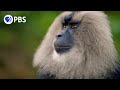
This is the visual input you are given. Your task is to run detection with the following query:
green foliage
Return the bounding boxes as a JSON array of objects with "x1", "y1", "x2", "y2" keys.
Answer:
[{"x1": 106, "y1": 11, "x2": 120, "y2": 56}]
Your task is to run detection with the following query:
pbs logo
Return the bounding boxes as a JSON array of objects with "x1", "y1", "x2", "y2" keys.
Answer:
[
  {"x1": 4, "y1": 15, "x2": 13, "y2": 24},
  {"x1": 4, "y1": 15, "x2": 26, "y2": 24}
]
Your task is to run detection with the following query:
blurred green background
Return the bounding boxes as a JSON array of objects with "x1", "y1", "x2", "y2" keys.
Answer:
[{"x1": 0, "y1": 11, "x2": 120, "y2": 79}]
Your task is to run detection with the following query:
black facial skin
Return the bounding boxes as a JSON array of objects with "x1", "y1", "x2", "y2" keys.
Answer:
[
  {"x1": 54, "y1": 27, "x2": 74, "y2": 54},
  {"x1": 54, "y1": 14, "x2": 80, "y2": 54}
]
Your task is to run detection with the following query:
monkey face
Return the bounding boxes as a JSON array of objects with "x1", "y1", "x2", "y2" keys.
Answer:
[{"x1": 54, "y1": 13, "x2": 81, "y2": 54}]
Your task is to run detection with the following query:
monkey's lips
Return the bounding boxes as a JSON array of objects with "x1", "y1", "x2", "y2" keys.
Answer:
[{"x1": 54, "y1": 45, "x2": 71, "y2": 53}]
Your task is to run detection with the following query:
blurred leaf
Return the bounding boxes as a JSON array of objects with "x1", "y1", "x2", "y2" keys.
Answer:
[{"x1": 0, "y1": 29, "x2": 14, "y2": 46}]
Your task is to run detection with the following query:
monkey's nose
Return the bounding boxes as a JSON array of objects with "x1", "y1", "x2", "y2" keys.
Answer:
[{"x1": 57, "y1": 34, "x2": 62, "y2": 38}]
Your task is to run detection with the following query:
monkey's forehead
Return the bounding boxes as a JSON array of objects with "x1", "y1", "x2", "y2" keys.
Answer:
[
  {"x1": 57, "y1": 11, "x2": 106, "y2": 23},
  {"x1": 58, "y1": 11, "x2": 83, "y2": 22}
]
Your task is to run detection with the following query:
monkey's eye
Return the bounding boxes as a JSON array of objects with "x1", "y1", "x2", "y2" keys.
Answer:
[
  {"x1": 70, "y1": 23, "x2": 79, "y2": 29},
  {"x1": 63, "y1": 25, "x2": 67, "y2": 28},
  {"x1": 71, "y1": 25, "x2": 78, "y2": 29},
  {"x1": 62, "y1": 23, "x2": 67, "y2": 29}
]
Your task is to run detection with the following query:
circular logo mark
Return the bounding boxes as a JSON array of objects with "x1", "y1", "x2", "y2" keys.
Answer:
[{"x1": 4, "y1": 15, "x2": 13, "y2": 24}]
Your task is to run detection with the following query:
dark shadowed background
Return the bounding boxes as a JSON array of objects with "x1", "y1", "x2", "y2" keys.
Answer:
[{"x1": 0, "y1": 11, "x2": 120, "y2": 79}]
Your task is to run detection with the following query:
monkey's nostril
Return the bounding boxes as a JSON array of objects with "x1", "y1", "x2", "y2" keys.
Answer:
[{"x1": 57, "y1": 35, "x2": 62, "y2": 37}]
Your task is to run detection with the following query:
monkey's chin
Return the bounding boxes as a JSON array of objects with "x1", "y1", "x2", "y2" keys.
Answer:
[{"x1": 54, "y1": 46, "x2": 71, "y2": 54}]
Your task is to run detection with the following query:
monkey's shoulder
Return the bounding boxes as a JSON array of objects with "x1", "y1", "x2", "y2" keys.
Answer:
[
  {"x1": 107, "y1": 64, "x2": 120, "y2": 79},
  {"x1": 37, "y1": 68, "x2": 120, "y2": 79},
  {"x1": 38, "y1": 73, "x2": 56, "y2": 79},
  {"x1": 37, "y1": 63, "x2": 120, "y2": 79}
]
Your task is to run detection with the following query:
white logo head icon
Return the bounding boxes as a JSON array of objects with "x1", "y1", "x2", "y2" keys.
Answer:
[{"x1": 4, "y1": 15, "x2": 13, "y2": 24}]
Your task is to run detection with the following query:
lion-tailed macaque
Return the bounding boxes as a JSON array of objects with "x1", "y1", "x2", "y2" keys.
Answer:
[{"x1": 33, "y1": 11, "x2": 120, "y2": 79}]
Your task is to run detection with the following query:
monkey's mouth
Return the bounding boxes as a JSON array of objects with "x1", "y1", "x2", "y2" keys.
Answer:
[{"x1": 54, "y1": 45, "x2": 71, "y2": 53}]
